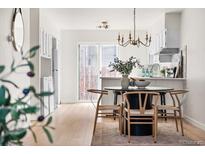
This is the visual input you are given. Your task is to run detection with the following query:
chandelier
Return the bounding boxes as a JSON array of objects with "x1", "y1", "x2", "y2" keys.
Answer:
[{"x1": 117, "y1": 8, "x2": 151, "y2": 47}]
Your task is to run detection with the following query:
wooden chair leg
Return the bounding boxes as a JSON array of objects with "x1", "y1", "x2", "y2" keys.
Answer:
[
  {"x1": 152, "y1": 117, "x2": 154, "y2": 138},
  {"x1": 178, "y1": 110, "x2": 184, "y2": 136},
  {"x1": 93, "y1": 108, "x2": 99, "y2": 135},
  {"x1": 174, "y1": 110, "x2": 179, "y2": 132},
  {"x1": 154, "y1": 114, "x2": 158, "y2": 143},
  {"x1": 128, "y1": 116, "x2": 131, "y2": 143},
  {"x1": 119, "y1": 108, "x2": 122, "y2": 135},
  {"x1": 123, "y1": 110, "x2": 126, "y2": 137}
]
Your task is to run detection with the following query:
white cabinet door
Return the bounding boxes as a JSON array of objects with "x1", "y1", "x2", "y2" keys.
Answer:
[
  {"x1": 48, "y1": 77, "x2": 55, "y2": 113},
  {"x1": 43, "y1": 77, "x2": 49, "y2": 116}
]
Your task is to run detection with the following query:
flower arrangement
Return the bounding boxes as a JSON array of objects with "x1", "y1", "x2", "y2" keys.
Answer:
[
  {"x1": 109, "y1": 56, "x2": 143, "y2": 76},
  {"x1": 0, "y1": 46, "x2": 54, "y2": 146}
]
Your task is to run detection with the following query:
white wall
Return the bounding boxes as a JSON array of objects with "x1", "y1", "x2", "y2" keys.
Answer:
[
  {"x1": 181, "y1": 9, "x2": 205, "y2": 130},
  {"x1": 0, "y1": 8, "x2": 30, "y2": 100},
  {"x1": 60, "y1": 30, "x2": 149, "y2": 103}
]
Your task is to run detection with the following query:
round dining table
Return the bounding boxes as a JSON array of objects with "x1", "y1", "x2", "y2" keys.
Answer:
[{"x1": 104, "y1": 86, "x2": 174, "y2": 136}]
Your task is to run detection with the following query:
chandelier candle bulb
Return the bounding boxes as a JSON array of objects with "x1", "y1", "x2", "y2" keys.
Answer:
[
  {"x1": 118, "y1": 34, "x2": 120, "y2": 41},
  {"x1": 129, "y1": 32, "x2": 132, "y2": 40}
]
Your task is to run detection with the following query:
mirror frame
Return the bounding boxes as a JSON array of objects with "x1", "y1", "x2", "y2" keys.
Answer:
[{"x1": 11, "y1": 8, "x2": 25, "y2": 52}]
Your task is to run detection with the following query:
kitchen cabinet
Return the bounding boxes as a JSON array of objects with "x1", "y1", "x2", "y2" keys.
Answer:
[
  {"x1": 30, "y1": 9, "x2": 59, "y2": 119},
  {"x1": 148, "y1": 12, "x2": 181, "y2": 63},
  {"x1": 41, "y1": 76, "x2": 55, "y2": 117},
  {"x1": 40, "y1": 29, "x2": 52, "y2": 59}
]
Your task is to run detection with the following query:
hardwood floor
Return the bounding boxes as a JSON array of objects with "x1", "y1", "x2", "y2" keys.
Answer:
[
  {"x1": 23, "y1": 103, "x2": 96, "y2": 146},
  {"x1": 23, "y1": 103, "x2": 205, "y2": 146}
]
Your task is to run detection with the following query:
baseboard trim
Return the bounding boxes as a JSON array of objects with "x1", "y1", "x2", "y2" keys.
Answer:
[
  {"x1": 184, "y1": 115, "x2": 205, "y2": 131},
  {"x1": 60, "y1": 102, "x2": 77, "y2": 104}
]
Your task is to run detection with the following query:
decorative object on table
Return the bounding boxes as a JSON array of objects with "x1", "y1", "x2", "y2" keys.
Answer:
[
  {"x1": 134, "y1": 79, "x2": 151, "y2": 88},
  {"x1": 121, "y1": 74, "x2": 130, "y2": 89},
  {"x1": 130, "y1": 77, "x2": 151, "y2": 88},
  {"x1": 0, "y1": 46, "x2": 54, "y2": 146},
  {"x1": 117, "y1": 8, "x2": 151, "y2": 47},
  {"x1": 129, "y1": 78, "x2": 136, "y2": 87},
  {"x1": 109, "y1": 56, "x2": 142, "y2": 89}
]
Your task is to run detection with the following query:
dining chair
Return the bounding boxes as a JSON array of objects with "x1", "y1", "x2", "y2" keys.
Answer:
[
  {"x1": 122, "y1": 91, "x2": 160, "y2": 143},
  {"x1": 87, "y1": 89, "x2": 122, "y2": 135},
  {"x1": 157, "y1": 89, "x2": 188, "y2": 136}
]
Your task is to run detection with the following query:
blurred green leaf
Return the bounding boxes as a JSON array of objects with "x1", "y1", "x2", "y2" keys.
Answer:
[
  {"x1": 22, "y1": 106, "x2": 39, "y2": 114},
  {"x1": 0, "y1": 86, "x2": 6, "y2": 105},
  {"x1": 0, "y1": 65, "x2": 5, "y2": 74},
  {"x1": 0, "y1": 135, "x2": 9, "y2": 146},
  {"x1": 8, "y1": 128, "x2": 27, "y2": 140},
  {"x1": 9, "y1": 140, "x2": 23, "y2": 146},
  {"x1": 15, "y1": 61, "x2": 34, "y2": 72},
  {"x1": 28, "y1": 127, "x2": 37, "y2": 143},
  {"x1": 28, "y1": 86, "x2": 36, "y2": 94},
  {"x1": 11, "y1": 108, "x2": 20, "y2": 122},
  {"x1": 10, "y1": 59, "x2": 15, "y2": 71},
  {"x1": 37, "y1": 91, "x2": 54, "y2": 97},
  {"x1": 45, "y1": 116, "x2": 52, "y2": 126},
  {"x1": 48, "y1": 126, "x2": 55, "y2": 130},
  {"x1": 0, "y1": 79, "x2": 19, "y2": 88},
  {"x1": 27, "y1": 61, "x2": 34, "y2": 72},
  {"x1": 0, "y1": 108, "x2": 10, "y2": 123},
  {"x1": 29, "y1": 45, "x2": 40, "y2": 58},
  {"x1": 43, "y1": 127, "x2": 53, "y2": 143},
  {"x1": 0, "y1": 86, "x2": 11, "y2": 106}
]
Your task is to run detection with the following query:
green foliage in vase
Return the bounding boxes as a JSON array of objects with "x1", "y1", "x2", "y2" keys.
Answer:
[
  {"x1": 0, "y1": 46, "x2": 54, "y2": 146},
  {"x1": 109, "y1": 56, "x2": 143, "y2": 76}
]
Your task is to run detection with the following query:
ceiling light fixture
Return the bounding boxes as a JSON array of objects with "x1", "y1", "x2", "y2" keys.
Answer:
[
  {"x1": 97, "y1": 21, "x2": 109, "y2": 29},
  {"x1": 117, "y1": 8, "x2": 151, "y2": 47}
]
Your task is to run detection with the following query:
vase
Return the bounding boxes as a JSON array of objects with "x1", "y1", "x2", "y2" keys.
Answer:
[{"x1": 121, "y1": 75, "x2": 129, "y2": 89}]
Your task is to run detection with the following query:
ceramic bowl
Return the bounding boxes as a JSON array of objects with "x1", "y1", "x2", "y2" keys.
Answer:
[{"x1": 135, "y1": 80, "x2": 150, "y2": 88}]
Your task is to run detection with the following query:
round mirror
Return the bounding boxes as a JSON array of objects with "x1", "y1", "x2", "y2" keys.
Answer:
[{"x1": 11, "y1": 8, "x2": 24, "y2": 52}]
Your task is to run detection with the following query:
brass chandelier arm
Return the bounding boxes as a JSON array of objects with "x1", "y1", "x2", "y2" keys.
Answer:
[
  {"x1": 138, "y1": 39, "x2": 151, "y2": 47},
  {"x1": 118, "y1": 40, "x2": 130, "y2": 47}
]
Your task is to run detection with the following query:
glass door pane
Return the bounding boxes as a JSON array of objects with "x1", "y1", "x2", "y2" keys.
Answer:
[
  {"x1": 79, "y1": 45, "x2": 99, "y2": 100},
  {"x1": 101, "y1": 45, "x2": 118, "y2": 77}
]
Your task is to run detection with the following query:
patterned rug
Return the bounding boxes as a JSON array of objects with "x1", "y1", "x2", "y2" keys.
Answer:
[{"x1": 92, "y1": 118, "x2": 204, "y2": 146}]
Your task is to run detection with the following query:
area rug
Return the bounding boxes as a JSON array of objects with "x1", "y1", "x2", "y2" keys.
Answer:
[{"x1": 91, "y1": 118, "x2": 204, "y2": 146}]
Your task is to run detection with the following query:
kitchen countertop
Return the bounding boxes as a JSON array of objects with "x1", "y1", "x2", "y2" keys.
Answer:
[{"x1": 100, "y1": 76, "x2": 186, "y2": 81}]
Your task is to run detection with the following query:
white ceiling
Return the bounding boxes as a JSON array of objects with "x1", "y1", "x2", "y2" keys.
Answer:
[{"x1": 41, "y1": 8, "x2": 183, "y2": 30}]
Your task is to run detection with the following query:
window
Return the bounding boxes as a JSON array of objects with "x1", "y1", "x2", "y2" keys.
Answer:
[
  {"x1": 78, "y1": 44, "x2": 118, "y2": 101},
  {"x1": 101, "y1": 45, "x2": 118, "y2": 77}
]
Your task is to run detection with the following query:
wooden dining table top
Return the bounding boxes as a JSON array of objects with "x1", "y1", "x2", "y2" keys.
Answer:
[{"x1": 104, "y1": 86, "x2": 174, "y2": 92}]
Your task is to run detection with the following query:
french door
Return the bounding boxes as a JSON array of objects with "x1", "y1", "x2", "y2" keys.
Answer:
[{"x1": 78, "y1": 44, "x2": 118, "y2": 101}]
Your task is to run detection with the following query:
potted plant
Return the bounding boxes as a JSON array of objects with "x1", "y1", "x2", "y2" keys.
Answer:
[
  {"x1": 0, "y1": 46, "x2": 54, "y2": 146},
  {"x1": 109, "y1": 56, "x2": 142, "y2": 89}
]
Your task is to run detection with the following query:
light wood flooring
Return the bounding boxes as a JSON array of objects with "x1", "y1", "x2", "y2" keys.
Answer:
[
  {"x1": 23, "y1": 103, "x2": 205, "y2": 146},
  {"x1": 23, "y1": 103, "x2": 95, "y2": 146}
]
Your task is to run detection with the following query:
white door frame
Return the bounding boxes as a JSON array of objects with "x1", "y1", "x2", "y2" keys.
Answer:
[{"x1": 77, "y1": 42, "x2": 119, "y2": 103}]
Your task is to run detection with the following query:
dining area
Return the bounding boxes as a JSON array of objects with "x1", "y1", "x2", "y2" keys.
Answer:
[{"x1": 88, "y1": 84, "x2": 188, "y2": 144}]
